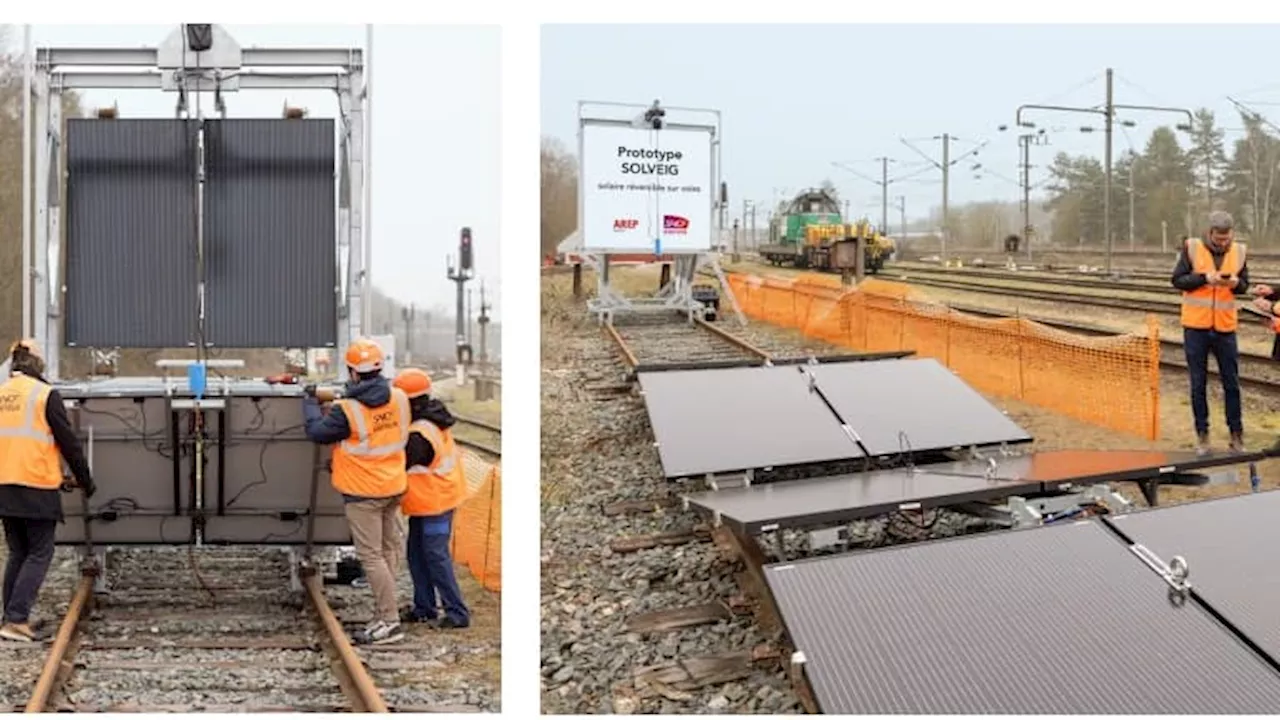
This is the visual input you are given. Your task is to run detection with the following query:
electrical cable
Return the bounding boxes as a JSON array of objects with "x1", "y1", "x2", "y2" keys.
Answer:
[
  {"x1": 223, "y1": 422, "x2": 308, "y2": 509},
  {"x1": 76, "y1": 406, "x2": 174, "y2": 457},
  {"x1": 1032, "y1": 72, "x2": 1103, "y2": 110},
  {"x1": 261, "y1": 517, "x2": 305, "y2": 543}
]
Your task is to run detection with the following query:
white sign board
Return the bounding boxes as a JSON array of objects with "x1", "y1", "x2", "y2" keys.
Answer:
[
  {"x1": 580, "y1": 123, "x2": 714, "y2": 253},
  {"x1": 369, "y1": 334, "x2": 397, "y2": 378}
]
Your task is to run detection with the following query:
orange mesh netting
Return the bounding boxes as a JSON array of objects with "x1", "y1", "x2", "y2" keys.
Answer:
[
  {"x1": 726, "y1": 272, "x2": 1161, "y2": 440},
  {"x1": 449, "y1": 450, "x2": 502, "y2": 592}
]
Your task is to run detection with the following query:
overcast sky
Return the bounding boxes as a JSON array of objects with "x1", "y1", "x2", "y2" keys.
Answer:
[
  {"x1": 26, "y1": 24, "x2": 500, "y2": 319},
  {"x1": 542, "y1": 24, "x2": 1280, "y2": 227}
]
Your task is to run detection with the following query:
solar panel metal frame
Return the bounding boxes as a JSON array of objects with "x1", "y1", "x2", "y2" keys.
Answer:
[
  {"x1": 764, "y1": 519, "x2": 1280, "y2": 715},
  {"x1": 56, "y1": 380, "x2": 351, "y2": 545},
  {"x1": 637, "y1": 365, "x2": 865, "y2": 478},
  {"x1": 683, "y1": 465, "x2": 1041, "y2": 534},
  {"x1": 1105, "y1": 490, "x2": 1280, "y2": 667},
  {"x1": 807, "y1": 358, "x2": 1033, "y2": 456},
  {"x1": 925, "y1": 448, "x2": 1264, "y2": 491}
]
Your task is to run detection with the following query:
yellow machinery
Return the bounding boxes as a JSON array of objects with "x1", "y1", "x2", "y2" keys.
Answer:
[{"x1": 801, "y1": 220, "x2": 896, "y2": 273}]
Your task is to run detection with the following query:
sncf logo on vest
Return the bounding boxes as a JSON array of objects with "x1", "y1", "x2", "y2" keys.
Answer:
[
  {"x1": 371, "y1": 409, "x2": 396, "y2": 432},
  {"x1": 0, "y1": 394, "x2": 22, "y2": 414}
]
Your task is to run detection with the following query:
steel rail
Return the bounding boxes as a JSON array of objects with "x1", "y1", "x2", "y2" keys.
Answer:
[
  {"x1": 304, "y1": 574, "x2": 387, "y2": 713},
  {"x1": 693, "y1": 318, "x2": 773, "y2": 361},
  {"x1": 604, "y1": 325, "x2": 640, "y2": 369},
  {"x1": 457, "y1": 436, "x2": 502, "y2": 458},
  {"x1": 26, "y1": 574, "x2": 94, "y2": 712},
  {"x1": 454, "y1": 414, "x2": 501, "y2": 435}
]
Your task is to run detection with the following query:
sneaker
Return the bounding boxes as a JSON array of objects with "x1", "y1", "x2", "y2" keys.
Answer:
[
  {"x1": 1196, "y1": 433, "x2": 1211, "y2": 457},
  {"x1": 351, "y1": 577, "x2": 369, "y2": 589},
  {"x1": 1230, "y1": 432, "x2": 1245, "y2": 453},
  {"x1": 0, "y1": 623, "x2": 35, "y2": 643},
  {"x1": 434, "y1": 616, "x2": 470, "y2": 630},
  {"x1": 352, "y1": 620, "x2": 404, "y2": 646},
  {"x1": 399, "y1": 607, "x2": 436, "y2": 624}
]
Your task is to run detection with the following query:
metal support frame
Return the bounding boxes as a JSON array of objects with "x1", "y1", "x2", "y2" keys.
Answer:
[
  {"x1": 576, "y1": 101, "x2": 744, "y2": 325},
  {"x1": 25, "y1": 25, "x2": 367, "y2": 380}
]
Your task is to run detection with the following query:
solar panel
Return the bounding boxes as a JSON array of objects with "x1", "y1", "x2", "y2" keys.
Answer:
[
  {"x1": 1107, "y1": 491, "x2": 1280, "y2": 664},
  {"x1": 636, "y1": 366, "x2": 863, "y2": 478},
  {"x1": 926, "y1": 449, "x2": 1256, "y2": 491},
  {"x1": 765, "y1": 520, "x2": 1280, "y2": 714},
  {"x1": 683, "y1": 466, "x2": 1039, "y2": 534},
  {"x1": 807, "y1": 358, "x2": 1032, "y2": 456}
]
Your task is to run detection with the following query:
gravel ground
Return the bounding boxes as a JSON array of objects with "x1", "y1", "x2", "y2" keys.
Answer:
[
  {"x1": 542, "y1": 286, "x2": 798, "y2": 714},
  {"x1": 0, "y1": 543, "x2": 498, "y2": 712}
]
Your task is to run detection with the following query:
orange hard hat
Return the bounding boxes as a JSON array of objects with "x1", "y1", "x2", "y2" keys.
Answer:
[
  {"x1": 393, "y1": 367, "x2": 432, "y2": 399},
  {"x1": 344, "y1": 338, "x2": 384, "y2": 373},
  {"x1": 9, "y1": 338, "x2": 42, "y2": 360}
]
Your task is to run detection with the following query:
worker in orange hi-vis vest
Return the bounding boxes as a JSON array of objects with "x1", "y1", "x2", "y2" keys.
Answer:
[
  {"x1": 0, "y1": 340, "x2": 94, "y2": 643},
  {"x1": 303, "y1": 338, "x2": 410, "y2": 645},
  {"x1": 392, "y1": 368, "x2": 471, "y2": 629},
  {"x1": 1171, "y1": 211, "x2": 1251, "y2": 456}
]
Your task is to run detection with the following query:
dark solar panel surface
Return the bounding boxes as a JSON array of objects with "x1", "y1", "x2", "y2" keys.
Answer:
[
  {"x1": 637, "y1": 366, "x2": 862, "y2": 477},
  {"x1": 683, "y1": 467, "x2": 1038, "y2": 534},
  {"x1": 928, "y1": 449, "x2": 1250, "y2": 491},
  {"x1": 1107, "y1": 491, "x2": 1280, "y2": 665},
  {"x1": 765, "y1": 520, "x2": 1280, "y2": 714},
  {"x1": 808, "y1": 358, "x2": 1032, "y2": 456}
]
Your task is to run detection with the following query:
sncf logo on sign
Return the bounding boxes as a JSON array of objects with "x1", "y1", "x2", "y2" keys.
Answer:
[
  {"x1": 614, "y1": 218, "x2": 639, "y2": 231},
  {"x1": 662, "y1": 215, "x2": 689, "y2": 234}
]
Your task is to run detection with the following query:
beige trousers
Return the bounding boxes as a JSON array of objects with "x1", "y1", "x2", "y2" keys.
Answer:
[{"x1": 344, "y1": 496, "x2": 406, "y2": 623}]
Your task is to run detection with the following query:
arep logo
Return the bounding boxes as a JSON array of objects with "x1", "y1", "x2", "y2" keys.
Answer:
[
  {"x1": 662, "y1": 215, "x2": 689, "y2": 234},
  {"x1": 613, "y1": 218, "x2": 639, "y2": 231}
]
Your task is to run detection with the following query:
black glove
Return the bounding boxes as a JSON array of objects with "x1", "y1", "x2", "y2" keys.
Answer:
[
  {"x1": 303, "y1": 384, "x2": 318, "y2": 398},
  {"x1": 81, "y1": 479, "x2": 96, "y2": 500}
]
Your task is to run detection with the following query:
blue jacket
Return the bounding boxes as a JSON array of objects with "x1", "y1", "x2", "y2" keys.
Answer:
[{"x1": 303, "y1": 375, "x2": 398, "y2": 502}]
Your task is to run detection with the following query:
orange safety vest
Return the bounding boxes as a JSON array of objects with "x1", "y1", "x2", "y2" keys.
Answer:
[
  {"x1": 1181, "y1": 237, "x2": 1246, "y2": 332},
  {"x1": 0, "y1": 374, "x2": 62, "y2": 491},
  {"x1": 330, "y1": 389, "x2": 411, "y2": 498},
  {"x1": 401, "y1": 419, "x2": 468, "y2": 517}
]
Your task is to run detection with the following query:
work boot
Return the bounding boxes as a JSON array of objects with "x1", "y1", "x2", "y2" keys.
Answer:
[
  {"x1": 434, "y1": 616, "x2": 470, "y2": 630},
  {"x1": 1230, "y1": 431, "x2": 1246, "y2": 453},
  {"x1": 1196, "y1": 433, "x2": 1211, "y2": 457},
  {"x1": 400, "y1": 606, "x2": 436, "y2": 624},
  {"x1": 352, "y1": 620, "x2": 404, "y2": 646},
  {"x1": 0, "y1": 623, "x2": 35, "y2": 643}
]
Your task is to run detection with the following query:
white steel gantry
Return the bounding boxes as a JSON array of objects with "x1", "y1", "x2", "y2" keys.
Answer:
[{"x1": 24, "y1": 24, "x2": 369, "y2": 378}]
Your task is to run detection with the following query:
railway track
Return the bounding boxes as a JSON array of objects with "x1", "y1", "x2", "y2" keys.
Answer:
[
  {"x1": 606, "y1": 316, "x2": 771, "y2": 370},
  {"x1": 882, "y1": 270, "x2": 1184, "y2": 315},
  {"x1": 21, "y1": 549, "x2": 382, "y2": 712},
  {"x1": 948, "y1": 303, "x2": 1280, "y2": 393},
  {"x1": 453, "y1": 415, "x2": 502, "y2": 460},
  {"x1": 891, "y1": 261, "x2": 1280, "y2": 295},
  {"x1": 14, "y1": 546, "x2": 492, "y2": 713}
]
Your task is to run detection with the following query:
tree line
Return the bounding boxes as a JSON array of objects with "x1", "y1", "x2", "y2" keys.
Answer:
[{"x1": 1042, "y1": 106, "x2": 1280, "y2": 247}]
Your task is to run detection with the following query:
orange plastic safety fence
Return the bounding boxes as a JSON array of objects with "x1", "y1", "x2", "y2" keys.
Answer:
[
  {"x1": 448, "y1": 450, "x2": 502, "y2": 592},
  {"x1": 725, "y1": 272, "x2": 1161, "y2": 440}
]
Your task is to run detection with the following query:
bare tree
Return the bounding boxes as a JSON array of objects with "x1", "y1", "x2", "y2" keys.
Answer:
[{"x1": 541, "y1": 136, "x2": 577, "y2": 259}]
